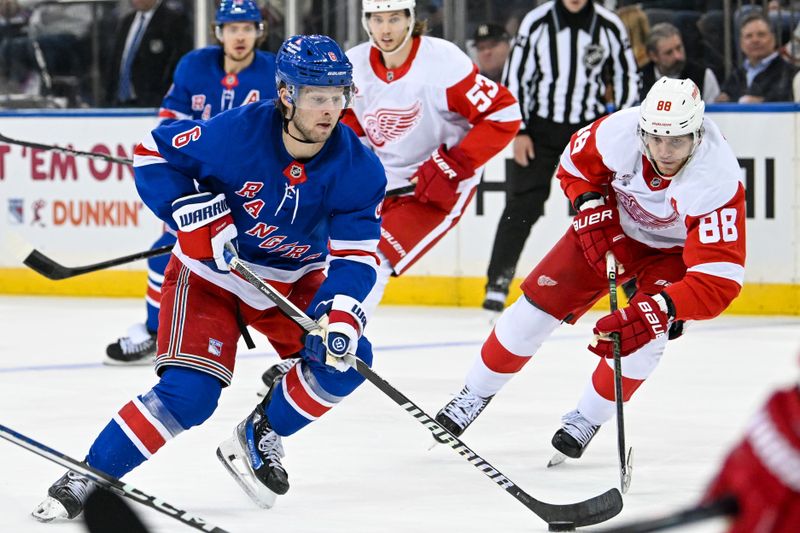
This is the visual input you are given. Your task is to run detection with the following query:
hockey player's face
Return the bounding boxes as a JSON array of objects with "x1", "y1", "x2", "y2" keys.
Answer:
[
  {"x1": 643, "y1": 132, "x2": 694, "y2": 175},
  {"x1": 284, "y1": 87, "x2": 344, "y2": 143},
  {"x1": 221, "y1": 22, "x2": 258, "y2": 61},
  {"x1": 367, "y1": 11, "x2": 411, "y2": 53}
]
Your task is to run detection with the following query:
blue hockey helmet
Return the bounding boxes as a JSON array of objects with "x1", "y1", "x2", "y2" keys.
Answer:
[
  {"x1": 276, "y1": 35, "x2": 353, "y2": 88},
  {"x1": 215, "y1": 0, "x2": 263, "y2": 26}
]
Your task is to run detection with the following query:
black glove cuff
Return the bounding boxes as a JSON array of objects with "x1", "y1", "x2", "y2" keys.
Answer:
[
  {"x1": 573, "y1": 191, "x2": 603, "y2": 211},
  {"x1": 659, "y1": 291, "x2": 676, "y2": 319}
]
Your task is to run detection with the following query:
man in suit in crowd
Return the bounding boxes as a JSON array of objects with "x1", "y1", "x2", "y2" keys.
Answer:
[
  {"x1": 105, "y1": 0, "x2": 191, "y2": 107},
  {"x1": 717, "y1": 10, "x2": 797, "y2": 103},
  {"x1": 639, "y1": 22, "x2": 720, "y2": 102}
]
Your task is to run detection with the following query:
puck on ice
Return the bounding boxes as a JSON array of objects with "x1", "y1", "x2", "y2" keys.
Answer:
[{"x1": 548, "y1": 521, "x2": 576, "y2": 532}]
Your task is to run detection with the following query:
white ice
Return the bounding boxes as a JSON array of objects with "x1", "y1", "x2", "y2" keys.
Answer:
[{"x1": 0, "y1": 296, "x2": 798, "y2": 533}]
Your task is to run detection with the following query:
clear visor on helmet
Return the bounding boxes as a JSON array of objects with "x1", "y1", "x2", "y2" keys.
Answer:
[
  {"x1": 640, "y1": 131, "x2": 696, "y2": 159},
  {"x1": 289, "y1": 84, "x2": 354, "y2": 110}
]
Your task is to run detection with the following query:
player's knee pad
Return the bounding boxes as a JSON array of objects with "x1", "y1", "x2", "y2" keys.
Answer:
[
  {"x1": 308, "y1": 336, "x2": 373, "y2": 397},
  {"x1": 616, "y1": 334, "x2": 668, "y2": 380},
  {"x1": 152, "y1": 367, "x2": 222, "y2": 429},
  {"x1": 494, "y1": 295, "x2": 560, "y2": 355}
]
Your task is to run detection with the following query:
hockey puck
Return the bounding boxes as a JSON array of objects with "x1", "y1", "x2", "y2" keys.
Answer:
[{"x1": 548, "y1": 521, "x2": 576, "y2": 532}]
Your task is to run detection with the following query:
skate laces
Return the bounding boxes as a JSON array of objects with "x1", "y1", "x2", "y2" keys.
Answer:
[
  {"x1": 55, "y1": 471, "x2": 91, "y2": 504},
  {"x1": 441, "y1": 387, "x2": 491, "y2": 429},
  {"x1": 257, "y1": 427, "x2": 286, "y2": 472},
  {"x1": 118, "y1": 335, "x2": 155, "y2": 356},
  {"x1": 561, "y1": 410, "x2": 598, "y2": 446}
]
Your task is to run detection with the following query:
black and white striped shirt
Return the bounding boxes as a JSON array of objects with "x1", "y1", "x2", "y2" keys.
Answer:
[{"x1": 504, "y1": 0, "x2": 638, "y2": 130}]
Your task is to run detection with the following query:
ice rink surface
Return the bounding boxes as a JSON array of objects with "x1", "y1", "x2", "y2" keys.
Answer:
[{"x1": 0, "y1": 296, "x2": 797, "y2": 533}]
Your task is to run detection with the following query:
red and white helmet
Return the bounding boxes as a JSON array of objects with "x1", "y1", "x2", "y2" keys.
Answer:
[
  {"x1": 362, "y1": 0, "x2": 416, "y2": 56},
  {"x1": 639, "y1": 77, "x2": 705, "y2": 137}
]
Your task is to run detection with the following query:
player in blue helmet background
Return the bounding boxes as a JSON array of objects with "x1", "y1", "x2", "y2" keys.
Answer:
[
  {"x1": 104, "y1": 0, "x2": 278, "y2": 365},
  {"x1": 32, "y1": 34, "x2": 386, "y2": 520}
]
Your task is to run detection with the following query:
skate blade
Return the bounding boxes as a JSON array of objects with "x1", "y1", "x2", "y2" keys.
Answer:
[
  {"x1": 216, "y1": 436, "x2": 278, "y2": 509},
  {"x1": 547, "y1": 452, "x2": 568, "y2": 468},
  {"x1": 31, "y1": 496, "x2": 69, "y2": 522}
]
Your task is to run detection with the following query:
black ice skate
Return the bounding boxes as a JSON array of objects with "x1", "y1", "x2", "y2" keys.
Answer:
[
  {"x1": 434, "y1": 386, "x2": 493, "y2": 443},
  {"x1": 105, "y1": 323, "x2": 156, "y2": 365},
  {"x1": 256, "y1": 358, "x2": 299, "y2": 397},
  {"x1": 32, "y1": 470, "x2": 94, "y2": 522},
  {"x1": 548, "y1": 409, "x2": 601, "y2": 467},
  {"x1": 216, "y1": 400, "x2": 289, "y2": 508}
]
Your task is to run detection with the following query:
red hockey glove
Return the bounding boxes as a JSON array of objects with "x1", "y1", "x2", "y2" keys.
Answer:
[
  {"x1": 572, "y1": 198, "x2": 632, "y2": 277},
  {"x1": 703, "y1": 388, "x2": 800, "y2": 533},
  {"x1": 172, "y1": 192, "x2": 238, "y2": 273},
  {"x1": 413, "y1": 144, "x2": 475, "y2": 209},
  {"x1": 589, "y1": 293, "x2": 671, "y2": 357}
]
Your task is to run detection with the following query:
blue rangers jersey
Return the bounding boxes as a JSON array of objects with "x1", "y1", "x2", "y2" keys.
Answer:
[
  {"x1": 133, "y1": 101, "x2": 387, "y2": 320},
  {"x1": 158, "y1": 47, "x2": 277, "y2": 123}
]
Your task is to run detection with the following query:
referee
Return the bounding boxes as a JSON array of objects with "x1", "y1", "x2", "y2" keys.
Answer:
[{"x1": 482, "y1": 0, "x2": 638, "y2": 313}]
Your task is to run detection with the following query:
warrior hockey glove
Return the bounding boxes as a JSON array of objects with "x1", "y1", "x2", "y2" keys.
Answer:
[
  {"x1": 572, "y1": 197, "x2": 632, "y2": 277},
  {"x1": 172, "y1": 192, "x2": 238, "y2": 273},
  {"x1": 413, "y1": 144, "x2": 474, "y2": 209},
  {"x1": 590, "y1": 293, "x2": 672, "y2": 357},
  {"x1": 303, "y1": 297, "x2": 366, "y2": 372}
]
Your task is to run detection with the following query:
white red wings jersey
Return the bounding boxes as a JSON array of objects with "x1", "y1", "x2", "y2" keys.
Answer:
[
  {"x1": 344, "y1": 36, "x2": 521, "y2": 191},
  {"x1": 557, "y1": 106, "x2": 746, "y2": 321}
]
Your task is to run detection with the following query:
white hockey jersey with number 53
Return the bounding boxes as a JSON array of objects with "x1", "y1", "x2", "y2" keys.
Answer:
[
  {"x1": 343, "y1": 36, "x2": 521, "y2": 191},
  {"x1": 557, "y1": 106, "x2": 746, "y2": 321}
]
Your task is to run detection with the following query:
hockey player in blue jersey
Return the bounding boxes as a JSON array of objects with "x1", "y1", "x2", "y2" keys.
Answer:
[
  {"x1": 32, "y1": 34, "x2": 386, "y2": 520},
  {"x1": 105, "y1": 0, "x2": 278, "y2": 365}
]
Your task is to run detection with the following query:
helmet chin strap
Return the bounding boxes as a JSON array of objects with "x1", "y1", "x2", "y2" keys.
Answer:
[
  {"x1": 282, "y1": 109, "x2": 323, "y2": 146},
  {"x1": 639, "y1": 128, "x2": 703, "y2": 179}
]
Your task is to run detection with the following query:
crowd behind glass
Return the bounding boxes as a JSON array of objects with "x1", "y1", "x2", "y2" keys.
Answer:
[{"x1": 1, "y1": 0, "x2": 799, "y2": 108}]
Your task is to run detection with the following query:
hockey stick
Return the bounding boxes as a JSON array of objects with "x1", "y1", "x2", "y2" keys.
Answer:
[
  {"x1": 18, "y1": 184, "x2": 415, "y2": 281},
  {"x1": 225, "y1": 248, "x2": 624, "y2": 527},
  {"x1": 0, "y1": 423, "x2": 229, "y2": 533},
  {"x1": 22, "y1": 244, "x2": 174, "y2": 280},
  {"x1": 0, "y1": 132, "x2": 133, "y2": 165},
  {"x1": 599, "y1": 495, "x2": 738, "y2": 532},
  {"x1": 607, "y1": 253, "x2": 633, "y2": 494}
]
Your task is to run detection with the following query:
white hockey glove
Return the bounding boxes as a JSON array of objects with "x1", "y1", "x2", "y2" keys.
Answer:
[{"x1": 172, "y1": 192, "x2": 238, "y2": 273}]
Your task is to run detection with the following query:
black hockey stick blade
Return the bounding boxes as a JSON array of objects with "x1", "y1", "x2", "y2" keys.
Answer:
[
  {"x1": 226, "y1": 250, "x2": 624, "y2": 527},
  {"x1": 598, "y1": 495, "x2": 738, "y2": 533},
  {"x1": 84, "y1": 488, "x2": 151, "y2": 533},
  {"x1": 0, "y1": 423, "x2": 230, "y2": 533},
  {"x1": 23, "y1": 244, "x2": 173, "y2": 280}
]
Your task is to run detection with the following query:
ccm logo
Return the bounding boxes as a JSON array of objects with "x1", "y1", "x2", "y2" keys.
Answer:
[
  {"x1": 432, "y1": 151, "x2": 457, "y2": 179},
  {"x1": 636, "y1": 301, "x2": 666, "y2": 337},
  {"x1": 572, "y1": 209, "x2": 612, "y2": 231}
]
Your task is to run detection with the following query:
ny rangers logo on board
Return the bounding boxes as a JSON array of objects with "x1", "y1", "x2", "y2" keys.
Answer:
[{"x1": 363, "y1": 101, "x2": 423, "y2": 147}]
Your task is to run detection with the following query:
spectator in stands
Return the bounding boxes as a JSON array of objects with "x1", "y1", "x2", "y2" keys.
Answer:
[
  {"x1": 104, "y1": 0, "x2": 191, "y2": 107},
  {"x1": 470, "y1": 22, "x2": 511, "y2": 83},
  {"x1": 640, "y1": 22, "x2": 720, "y2": 102},
  {"x1": 617, "y1": 4, "x2": 650, "y2": 68},
  {"x1": 717, "y1": 11, "x2": 797, "y2": 103}
]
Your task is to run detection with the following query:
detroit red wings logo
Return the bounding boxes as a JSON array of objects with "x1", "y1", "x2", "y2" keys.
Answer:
[
  {"x1": 615, "y1": 189, "x2": 679, "y2": 230},
  {"x1": 363, "y1": 101, "x2": 423, "y2": 147}
]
